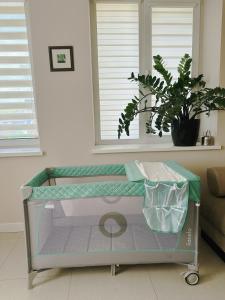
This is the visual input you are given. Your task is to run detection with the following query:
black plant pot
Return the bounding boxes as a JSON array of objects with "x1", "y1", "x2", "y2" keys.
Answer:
[{"x1": 171, "y1": 118, "x2": 200, "y2": 146}]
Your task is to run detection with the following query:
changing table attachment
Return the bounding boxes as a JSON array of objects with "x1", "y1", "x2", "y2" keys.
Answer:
[{"x1": 21, "y1": 161, "x2": 200, "y2": 288}]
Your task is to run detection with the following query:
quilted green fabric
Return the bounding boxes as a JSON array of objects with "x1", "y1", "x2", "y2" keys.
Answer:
[
  {"x1": 48, "y1": 164, "x2": 126, "y2": 178},
  {"x1": 26, "y1": 162, "x2": 200, "y2": 203},
  {"x1": 30, "y1": 181, "x2": 145, "y2": 200},
  {"x1": 26, "y1": 169, "x2": 49, "y2": 187}
]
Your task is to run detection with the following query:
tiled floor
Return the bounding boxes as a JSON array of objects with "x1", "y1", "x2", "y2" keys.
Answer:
[{"x1": 0, "y1": 232, "x2": 224, "y2": 300}]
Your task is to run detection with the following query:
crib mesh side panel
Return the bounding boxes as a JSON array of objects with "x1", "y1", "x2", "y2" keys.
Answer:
[
  {"x1": 143, "y1": 182, "x2": 189, "y2": 233},
  {"x1": 29, "y1": 197, "x2": 196, "y2": 256}
]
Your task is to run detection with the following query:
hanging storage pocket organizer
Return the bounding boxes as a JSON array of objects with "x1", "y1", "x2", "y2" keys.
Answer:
[{"x1": 143, "y1": 181, "x2": 189, "y2": 233}]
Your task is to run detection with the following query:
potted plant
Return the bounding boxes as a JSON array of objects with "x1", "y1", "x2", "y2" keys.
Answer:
[{"x1": 118, "y1": 54, "x2": 225, "y2": 146}]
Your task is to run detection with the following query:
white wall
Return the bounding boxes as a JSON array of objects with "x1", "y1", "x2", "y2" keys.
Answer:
[
  {"x1": 199, "y1": 0, "x2": 224, "y2": 138},
  {"x1": 220, "y1": 0, "x2": 225, "y2": 86},
  {"x1": 0, "y1": 0, "x2": 225, "y2": 229}
]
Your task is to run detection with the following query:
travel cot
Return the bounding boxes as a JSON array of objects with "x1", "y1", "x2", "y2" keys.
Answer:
[{"x1": 21, "y1": 161, "x2": 200, "y2": 288}]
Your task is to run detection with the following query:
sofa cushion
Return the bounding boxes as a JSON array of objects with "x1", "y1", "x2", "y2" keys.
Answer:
[
  {"x1": 207, "y1": 167, "x2": 225, "y2": 197},
  {"x1": 201, "y1": 192, "x2": 225, "y2": 236}
]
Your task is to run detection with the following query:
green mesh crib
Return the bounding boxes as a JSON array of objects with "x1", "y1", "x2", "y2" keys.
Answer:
[{"x1": 21, "y1": 161, "x2": 200, "y2": 288}]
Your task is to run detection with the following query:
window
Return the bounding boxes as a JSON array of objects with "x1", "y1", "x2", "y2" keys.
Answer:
[
  {"x1": 94, "y1": 2, "x2": 139, "y2": 141},
  {"x1": 0, "y1": 1, "x2": 38, "y2": 145},
  {"x1": 91, "y1": 0, "x2": 200, "y2": 145}
]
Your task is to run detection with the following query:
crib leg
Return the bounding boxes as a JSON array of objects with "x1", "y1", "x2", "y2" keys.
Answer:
[
  {"x1": 111, "y1": 265, "x2": 116, "y2": 276},
  {"x1": 188, "y1": 263, "x2": 199, "y2": 273},
  {"x1": 111, "y1": 264, "x2": 119, "y2": 276},
  {"x1": 28, "y1": 271, "x2": 37, "y2": 289}
]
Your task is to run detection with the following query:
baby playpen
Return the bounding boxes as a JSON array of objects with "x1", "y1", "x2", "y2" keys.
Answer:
[{"x1": 21, "y1": 161, "x2": 200, "y2": 288}]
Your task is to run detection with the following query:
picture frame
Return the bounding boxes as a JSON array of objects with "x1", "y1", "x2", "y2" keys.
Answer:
[{"x1": 48, "y1": 46, "x2": 75, "y2": 72}]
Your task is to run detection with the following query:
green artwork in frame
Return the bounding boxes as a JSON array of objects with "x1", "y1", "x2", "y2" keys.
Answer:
[{"x1": 49, "y1": 46, "x2": 75, "y2": 72}]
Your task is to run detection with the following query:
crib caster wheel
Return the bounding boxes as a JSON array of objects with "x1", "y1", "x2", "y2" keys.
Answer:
[{"x1": 184, "y1": 272, "x2": 199, "y2": 285}]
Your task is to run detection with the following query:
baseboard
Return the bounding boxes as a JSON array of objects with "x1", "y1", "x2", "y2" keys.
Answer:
[{"x1": 0, "y1": 223, "x2": 24, "y2": 232}]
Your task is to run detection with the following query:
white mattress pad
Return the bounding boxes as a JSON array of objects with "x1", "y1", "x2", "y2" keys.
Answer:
[{"x1": 135, "y1": 161, "x2": 187, "y2": 182}]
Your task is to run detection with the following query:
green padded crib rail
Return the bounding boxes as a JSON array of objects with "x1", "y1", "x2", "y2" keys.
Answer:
[
  {"x1": 26, "y1": 164, "x2": 126, "y2": 188},
  {"x1": 25, "y1": 161, "x2": 200, "y2": 203},
  {"x1": 30, "y1": 181, "x2": 145, "y2": 201},
  {"x1": 48, "y1": 164, "x2": 126, "y2": 178},
  {"x1": 26, "y1": 169, "x2": 49, "y2": 187}
]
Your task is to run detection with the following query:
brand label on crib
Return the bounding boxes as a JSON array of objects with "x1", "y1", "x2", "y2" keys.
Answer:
[
  {"x1": 186, "y1": 228, "x2": 192, "y2": 247},
  {"x1": 44, "y1": 203, "x2": 55, "y2": 209}
]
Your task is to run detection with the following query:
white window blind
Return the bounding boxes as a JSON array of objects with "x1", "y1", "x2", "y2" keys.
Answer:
[
  {"x1": 152, "y1": 7, "x2": 193, "y2": 79},
  {"x1": 150, "y1": 6, "x2": 194, "y2": 133},
  {"x1": 96, "y1": 2, "x2": 139, "y2": 140},
  {"x1": 0, "y1": 1, "x2": 38, "y2": 140}
]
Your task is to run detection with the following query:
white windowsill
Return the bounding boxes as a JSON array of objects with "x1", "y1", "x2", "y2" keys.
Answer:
[
  {"x1": 92, "y1": 143, "x2": 222, "y2": 154},
  {"x1": 0, "y1": 147, "x2": 43, "y2": 158}
]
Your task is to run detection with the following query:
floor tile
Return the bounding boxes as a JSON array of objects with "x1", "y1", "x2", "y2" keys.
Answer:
[
  {"x1": 0, "y1": 233, "x2": 21, "y2": 240},
  {"x1": 0, "y1": 236, "x2": 72, "y2": 281},
  {"x1": 0, "y1": 272, "x2": 71, "y2": 300},
  {"x1": 69, "y1": 265, "x2": 157, "y2": 300},
  {"x1": 16, "y1": 232, "x2": 25, "y2": 240},
  {"x1": 0, "y1": 239, "x2": 18, "y2": 267},
  {"x1": 147, "y1": 240, "x2": 225, "y2": 300},
  {"x1": 36, "y1": 268, "x2": 72, "y2": 278},
  {"x1": 0, "y1": 234, "x2": 224, "y2": 300},
  {"x1": 0, "y1": 238, "x2": 27, "y2": 280}
]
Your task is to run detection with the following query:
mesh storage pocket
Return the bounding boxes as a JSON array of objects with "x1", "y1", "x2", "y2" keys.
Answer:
[{"x1": 143, "y1": 182, "x2": 189, "y2": 233}]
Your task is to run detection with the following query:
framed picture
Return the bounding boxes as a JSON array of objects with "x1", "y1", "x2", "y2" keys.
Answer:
[{"x1": 48, "y1": 46, "x2": 75, "y2": 72}]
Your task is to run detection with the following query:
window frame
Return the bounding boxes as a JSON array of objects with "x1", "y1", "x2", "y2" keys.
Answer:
[
  {"x1": 91, "y1": 0, "x2": 201, "y2": 145},
  {"x1": 0, "y1": 0, "x2": 40, "y2": 149}
]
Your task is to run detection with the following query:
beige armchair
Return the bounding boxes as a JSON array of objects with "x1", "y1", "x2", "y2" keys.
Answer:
[{"x1": 200, "y1": 167, "x2": 225, "y2": 261}]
